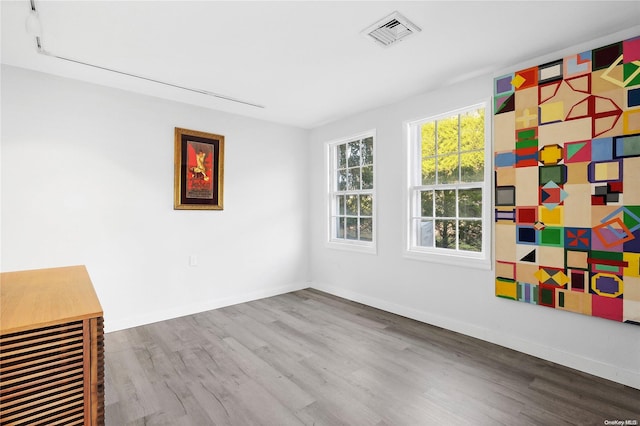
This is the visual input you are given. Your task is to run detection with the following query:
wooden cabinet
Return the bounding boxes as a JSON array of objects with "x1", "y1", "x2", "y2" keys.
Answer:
[{"x1": 0, "y1": 266, "x2": 104, "y2": 425}]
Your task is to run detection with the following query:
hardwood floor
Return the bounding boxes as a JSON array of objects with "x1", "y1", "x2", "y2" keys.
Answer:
[{"x1": 105, "y1": 289, "x2": 640, "y2": 425}]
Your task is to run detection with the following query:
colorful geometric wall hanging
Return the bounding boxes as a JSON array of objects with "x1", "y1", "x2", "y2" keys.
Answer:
[{"x1": 494, "y1": 35, "x2": 640, "y2": 326}]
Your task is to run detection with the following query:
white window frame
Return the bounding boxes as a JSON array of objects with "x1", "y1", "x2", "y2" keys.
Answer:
[
  {"x1": 404, "y1": 102, "x2": 491, "y2": 269},
  {"x1": 326, "y1": 130, "x2": 377, "y2": 254}
]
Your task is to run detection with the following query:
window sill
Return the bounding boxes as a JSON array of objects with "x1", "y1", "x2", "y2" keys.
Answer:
[
  {"x1": 403, "y1": 248, "x2": 491, "y2": 270},
  {"x1": 327, "y1": 240, "x2": 377, "y2": 255}
]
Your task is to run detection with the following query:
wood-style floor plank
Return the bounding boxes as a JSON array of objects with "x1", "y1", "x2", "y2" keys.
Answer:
[{"x1": 105, "y1": 289, "x2": 640, "y2": 425}]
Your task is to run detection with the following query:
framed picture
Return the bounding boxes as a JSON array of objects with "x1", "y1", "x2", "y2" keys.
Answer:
[{"x1": 174, "y1": 127, "x2": 224, "y2": 210}]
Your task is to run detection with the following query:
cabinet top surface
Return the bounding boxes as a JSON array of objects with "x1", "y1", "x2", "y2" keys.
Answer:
[{"x1": 1, "y1": 265, "x2": 103, "y2": 334}]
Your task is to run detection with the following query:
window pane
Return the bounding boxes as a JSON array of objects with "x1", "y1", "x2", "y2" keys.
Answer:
[
  {"x1": 346, "y1": 195, "x2": 358, "y2": 215},
  {"x1": 421, "y1": 122, "x2": 436, "y2": 157},
  {"x1": 336, "y1": 217, "x2": 345, "y2": 239},
  {"x1": 460, "y1": 108, "x2": 485, "y2": 152},
  {"x1": 362, "y1": 165, "x2": 373, "y2": 189},
  {"x1": 458, "y1": 188, "x2": 482, "y2": 218},
  {"x1": 459, "y1": 220, "x2": 482, "y2": 252},
  {"x1": 435, "y1": 190, "x2": 456, "y2": 217},
  {"x1": 460, "y1": 151, "x2": 484, "y2": 183},
  {"x1": 420, "y1": 191, "x2": 433, "y2": 217},
  {"x1": 436, "y1": 116, "x2": 459, "y2": 155},
  {"x1": 337, "y1": 144, "x2": 347, "y2": 168},
  {"x1": 348, "y1": 141, "x2": 360, "y2": 167},
  {"x1": 336, "y1": 195, "x2": 344, "y2": 215},
  {"x1": 421, "y1": 157, "x2": 436, "y2": 185},
  {"x1": 346, "y1": 218, "x2": 358, "y2": 239},
  {"x1": 362, "y1": 137, "x2": 374, "y2": 165},
  {"x1": 435, "y1": 220, "x2": 456, "y2": 249},
  {"x1": 418, "y1": 219, "x2": 434, "y2": 247},
  {"x1": 437, "y1": 154, "x2": 459, "y2": 184},
  {"x1": 360, "y1": 218, "x2": 373, "y2": 242},
  {"x1": 347, "y1": 167, "x2": 361, "y2": 190},
  {"x1": 337, "y1": 170, "x2": 347, "y2": 191},
  {"x1": 359, "y1": 194, "x2": 372, "y2": 216}
]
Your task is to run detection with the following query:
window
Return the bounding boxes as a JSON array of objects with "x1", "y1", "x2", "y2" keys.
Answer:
[
  {"x1": 406, "y1": 104, "x2": 489, "y2": 267},
  {"x1": 327, "y1": 131, "x2": 376, "y2": 253}
]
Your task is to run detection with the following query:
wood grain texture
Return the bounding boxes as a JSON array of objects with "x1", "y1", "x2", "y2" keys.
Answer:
[
  {"x1": 0, "y1": 266, "x2": 104, "y2": 425},
  {"x1": 0, "y1": 265, "x2": 103, "y2": 334},
  {"x1": 105, "y1": 289, "x2": 640, "y2": 425}
]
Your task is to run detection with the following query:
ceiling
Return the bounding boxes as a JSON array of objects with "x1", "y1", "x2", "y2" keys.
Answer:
[{"x1": 2, "y1": 1, "x2": 639, "y2": 129}]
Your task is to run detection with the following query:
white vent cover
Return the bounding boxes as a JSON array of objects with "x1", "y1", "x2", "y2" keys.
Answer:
[{"x1": 362, "y1": 11, "x2": 421, "y2": 47}]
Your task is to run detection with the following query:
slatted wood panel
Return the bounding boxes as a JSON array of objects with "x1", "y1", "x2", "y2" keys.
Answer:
[
  {"x1": 0, "y1": 265, "x2": 104, "y2": 425},
  {"x1": 93, "y1": 317, "x2": 105, "y2": 425},
  {"x1": 0, "y1": 321, "x2": 86, "y2": 425}
]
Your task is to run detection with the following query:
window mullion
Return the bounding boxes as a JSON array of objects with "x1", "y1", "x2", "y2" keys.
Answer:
[
  {"x1": 457, "y1": 114, "x2": 461, "y2": 184},
  {"x1": 455, "y1": 188, "x2": 460, "y2": 251},
  {"x1": 434, "y1": 121, "x2": 438, "y2": 185}
]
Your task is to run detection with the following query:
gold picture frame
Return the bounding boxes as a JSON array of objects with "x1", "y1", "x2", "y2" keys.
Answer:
[{"x1": 174, "y1": 127, "x2": 224, "y2": 210}]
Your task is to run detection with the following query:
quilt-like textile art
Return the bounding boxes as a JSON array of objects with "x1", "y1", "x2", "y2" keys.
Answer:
[{"x1": 494, "y1": 36, "x2": 640, "y2": 325}]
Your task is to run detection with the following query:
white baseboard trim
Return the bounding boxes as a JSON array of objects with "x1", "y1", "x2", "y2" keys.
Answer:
[
  {"x1": 311, "y1": 281, "x2": 640, "y2": 391},
  {"x1": 105, "y1": 281, "x2": 310, "y2": 333}
]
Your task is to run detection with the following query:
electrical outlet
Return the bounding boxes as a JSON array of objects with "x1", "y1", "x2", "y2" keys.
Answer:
[{"x1": 189, "y1": 255, "x2": 198, "y2": 266}]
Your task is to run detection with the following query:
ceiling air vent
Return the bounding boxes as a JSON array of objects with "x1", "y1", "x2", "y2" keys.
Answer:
[{"x1": 363, "y1": 11, "x2": 421, "y2": 47}]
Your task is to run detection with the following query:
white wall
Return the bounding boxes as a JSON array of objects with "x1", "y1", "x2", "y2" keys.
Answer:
[
  {"x1": 1, "y1": 65, "x2": 310, "y2": 332},
  {"x1": 308, "y1": 28, "x2": 640, "y2": 390}
]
